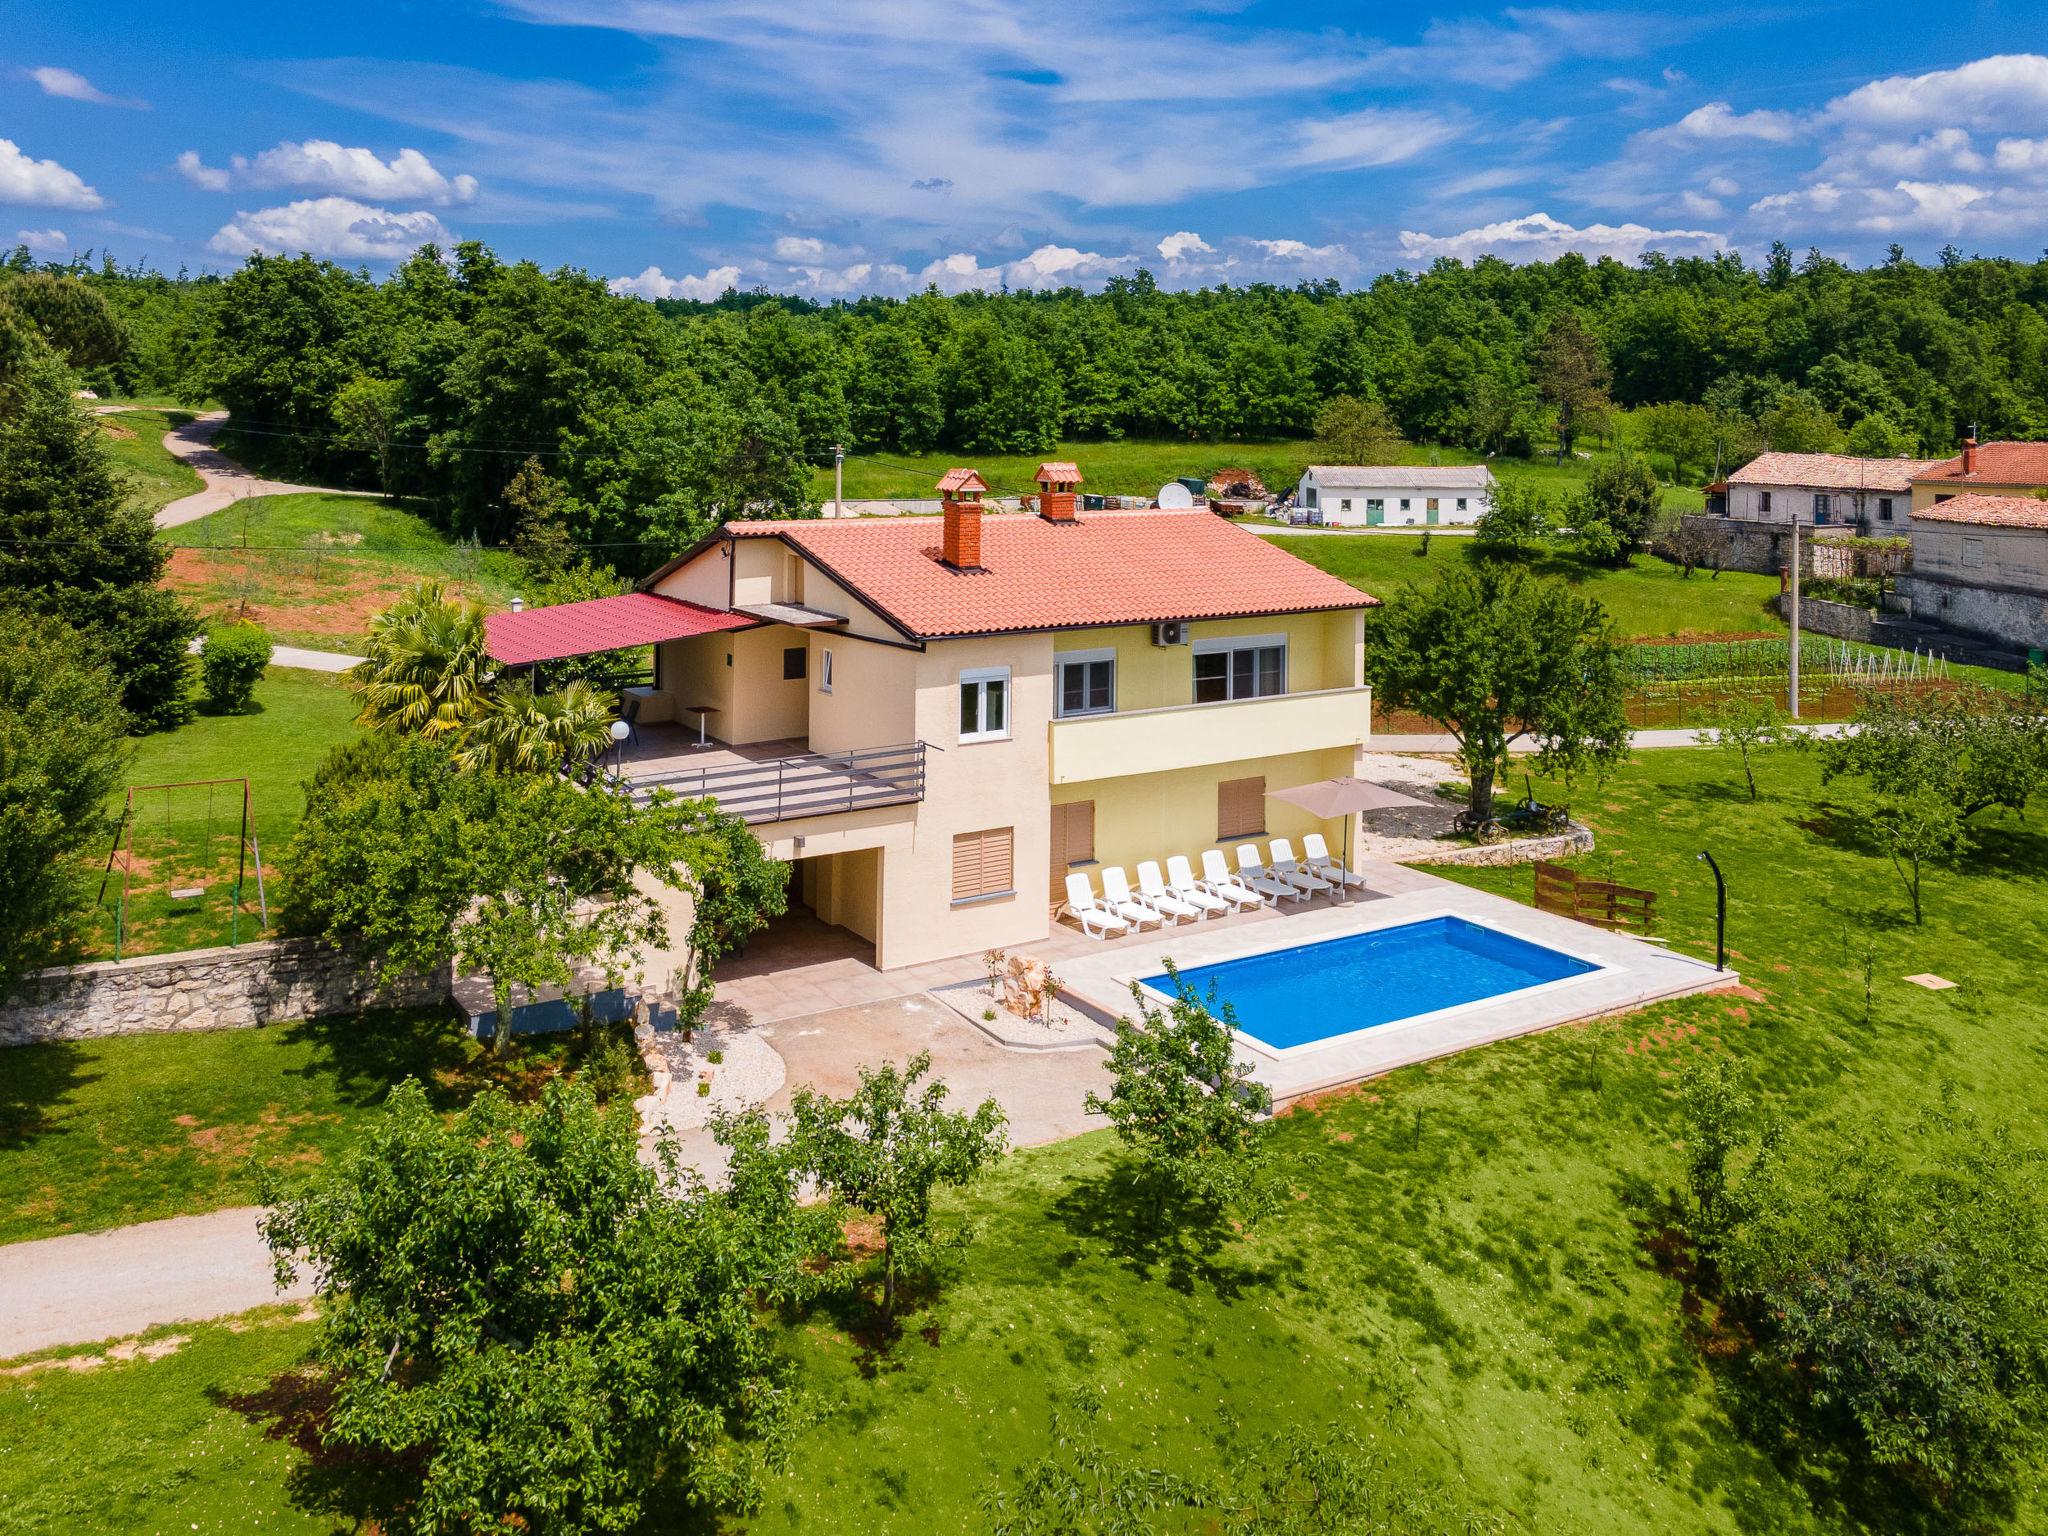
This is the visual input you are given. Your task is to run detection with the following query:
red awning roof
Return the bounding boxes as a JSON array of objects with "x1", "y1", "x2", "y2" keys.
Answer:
[{"x1": 484, "y1": 592, "x2": 752, "y2": 666}]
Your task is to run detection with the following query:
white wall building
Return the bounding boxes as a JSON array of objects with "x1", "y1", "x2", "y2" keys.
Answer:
[
  {"x1": 1723, "y1": 452, "x2": 1937, "y2": 529},
  {"x1": 1294, "y1": 465, "x2": 1495, "y2": 527}
]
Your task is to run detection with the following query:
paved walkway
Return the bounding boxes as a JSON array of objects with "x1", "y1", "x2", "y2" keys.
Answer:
[
  {"x1": 1368, "y1": 721, "x2": 1854, "y2": 753},
  {"x1": 0, "y1": 1207, "x2": 310, "y2": 1359},
  {"x1": 96, "y1": 407, "x2": 380, "y2": 530},
  {"x1": 185, "y1": 635, "x2": 365, "y2": 673}
]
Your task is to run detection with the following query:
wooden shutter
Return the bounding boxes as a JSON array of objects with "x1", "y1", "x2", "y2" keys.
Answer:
[
  {"x1": 952, "y1": 827, "x2": 1015, "y2": 903},
  {"x1": 1217, "y1": 776, "x2": 1266, "y2": 841},
  {"x1": 1049, "y1": 802, "x2": 1095, "y2": 904}
]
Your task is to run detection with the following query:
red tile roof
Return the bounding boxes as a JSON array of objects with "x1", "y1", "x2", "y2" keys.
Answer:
[
  {"x1": 935, "y1": 468, "x2": 989, "y2": 495},
  {"x1": 1727, "y1": 452, "x2": 1938, "y2": 493},
  {"x1": 720, "y1": 510, "x2": 1374, "y2": 639},
  {"x1": 484, "y1": 592, "x2": 752, "y2": 666},
  {"x1": 1918, "y1": 441, "x2": 2048, "y2": 486},
  {"x1": 1911, "y1": 493, "x2": 2048, "y2": 530},
  {"x1": 1035, "y1": 461, "x2": 1083, "y2": 484}
]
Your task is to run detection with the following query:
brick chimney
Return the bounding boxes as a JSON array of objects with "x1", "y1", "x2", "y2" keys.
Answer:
[
  {"x1": 1961, "y1": 435, "x2": 1978, "y2": 476},
  {"x1": 936, "y1": 467, "x2": 990, "y2": 570},
  {"x1": 1034, "y1": 460, "x2": 1084, "y2": 523}
]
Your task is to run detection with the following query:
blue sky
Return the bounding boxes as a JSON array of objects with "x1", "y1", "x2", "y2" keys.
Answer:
[{"x1": 6, "y1": 2, "x2": 2048, "y2": 297}]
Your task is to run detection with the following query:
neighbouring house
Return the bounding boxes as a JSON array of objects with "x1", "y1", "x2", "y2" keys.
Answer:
[
  {"x1": 1911, "y1": 438, "x2": 2048, "y2": 512},
  {"x1": 482, "y1": 465, "x2": 1379, "y2": 971},
  {"x1": 1898, "y1": 492, "x2": 2048, "y2": 654},
  {"x1": 1293, "y1": 465, "x2": 1494, "y2": 527},
  {"x1": 1724, "y1": 451, "x2": 1938, "y2": 529}
]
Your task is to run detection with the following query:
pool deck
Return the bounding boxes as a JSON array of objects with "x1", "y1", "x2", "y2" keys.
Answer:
[{"x1": 1050, "y1": 860, "x2": 1737, "y2": 1102}]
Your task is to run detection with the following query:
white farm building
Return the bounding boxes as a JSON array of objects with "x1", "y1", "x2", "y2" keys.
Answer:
[{"x1": 1294, "y1": 465, "x2": 1495, "y2": 527}]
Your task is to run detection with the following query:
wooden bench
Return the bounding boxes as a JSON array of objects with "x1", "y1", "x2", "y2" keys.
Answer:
[{"x1": 1534, "y1": 861, "x2": 1658, "y2": 936}]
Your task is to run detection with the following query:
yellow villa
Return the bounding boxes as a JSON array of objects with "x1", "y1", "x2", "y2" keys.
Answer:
[{"x1": 483, "y1": 467, "x2": 1379, "y2": 971}]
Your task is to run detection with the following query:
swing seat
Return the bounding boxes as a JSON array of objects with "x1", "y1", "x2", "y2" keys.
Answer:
[{"x1": 169, "y1": 885, "x2": 207, "y2": 901}]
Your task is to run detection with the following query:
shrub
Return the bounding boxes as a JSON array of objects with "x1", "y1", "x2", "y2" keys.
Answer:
[
  {"x1": 579, "y1": 1028, "x2": 639, "y2": 1103},
  {"x1": 201, "y1": 622, "x2": 270, "y2": 713}
]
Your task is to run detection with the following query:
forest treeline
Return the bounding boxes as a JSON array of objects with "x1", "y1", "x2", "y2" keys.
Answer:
[{"x1": 8, "y1": 237, "x2": 2048, "y2": 558}]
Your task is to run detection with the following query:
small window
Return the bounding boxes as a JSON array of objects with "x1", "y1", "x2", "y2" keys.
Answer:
[
  {"x1": 959, "y1": 666, "x2": 1010, "y2": 742},
  {"x1": 1878, "y1": 497, "x2": 1894, "y2": 522},
  {"x1": 1399, "y1": 498, "x2": 1412, "y2": 511},
  {"x1": 1339, "y1": 498, "x2": 1351, "y2": 513},
  {"x1": 1456, "y1": 497, "x2": 1468, "y2": 512},
  {"x1": 951, "y1": 827, "x2": 1014, "y2": 904},
  {"x1": 1055, "y1": 651, "x2": 1115, "y2": 718},
  {"x1": 1217, "y1": 776, "x2": 1266, "y2": 841},
  {"x1": 1759, "y1": 491, "x2": 1773, "y2": 512},
  {"x1": 782, "y1": 645, "x2": 806, "y2": 681},
  {"x1": 819, "y1": 648, "x2": 834, "y2": 693},
  {"x1": 1935, "y1": 493, "x2": 1954, "y2": 504}
]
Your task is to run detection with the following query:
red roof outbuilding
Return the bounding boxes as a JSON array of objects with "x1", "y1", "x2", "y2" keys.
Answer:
[
  {"x1": 1918, "y1": 441, "x2": 2048, "y2": 487},
  {"x1": 484, "y1": 592, "x2": 752, "y2": 666}
]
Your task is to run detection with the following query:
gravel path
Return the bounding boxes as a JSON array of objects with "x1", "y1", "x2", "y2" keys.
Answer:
[{"x1": 98, "y1": 408, "x2": 381, "y2": 530}]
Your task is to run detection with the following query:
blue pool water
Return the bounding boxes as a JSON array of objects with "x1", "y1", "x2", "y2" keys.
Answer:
[{"x1": 1139, "y1": 916, "x2": 1599, "y2": 1051}]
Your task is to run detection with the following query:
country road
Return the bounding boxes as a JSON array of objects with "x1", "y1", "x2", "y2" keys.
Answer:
[{"x1": 97, "y1": 405, "x2": 379, "y2": 530}]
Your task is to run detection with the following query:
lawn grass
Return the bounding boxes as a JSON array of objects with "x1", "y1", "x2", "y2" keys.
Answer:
[
  {"x1": 0, "y1": 1007, "x2": 645, "y2": 1245},
  {"x1": 7, "y1": 746, "x2": 2043, "y2": 1531},
  {"x1": 85, "y1": 669, "x2": 361, "y2": 959},
  {"x1": 1269, "y1": 533, "x2": 1787, "y2": 640},
  {"x1": 97, "y1": 407, "x2": 202, "y2": 518},
  {"x1": 162, "y1": 492, "x2": 527, "y2": 650}
]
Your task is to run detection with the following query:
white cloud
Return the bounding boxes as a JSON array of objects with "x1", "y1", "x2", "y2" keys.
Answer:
[
  {"x1": 1157, "y1": 230, "x2": 1212, "y2": 261},
  {"x1": 1678, "y1": 191, "x2": 1724, "y2": 218},
  {"x1": 25, "y1": 66, "x2": 144, "y2": 109},
  {"x1": 11, "y1": 228, "x2": 68, "y2": 255},
  {"x1": 772, "y1": 235, "x2": 827, "y2": 260},
  {"x1": 1751, "y1": 177, "x2": 2040, "y2": 238},
  {"x1": 785, "y1": 260, "x2": 914, "y2": 295},
  {"x1": 1658, "y1": 101, "x2": 1802, "y2": 144},
  {"x1": 0, "y1": 139, "x2": 105, "y2": 210},
  {"x1": 1826, "y1": 53, "x2": 2048, "y2": 132},
  {"x1": 1249, "y1": 237, "x2": 1345, "y2": 263},
  {"x1": 1398, "y1": 211, "x2": 1725, "y2": 264},
  {"x1": 914, "y1": 244, "x2": 1132, "y2": 293},
  {"x1": 209, "y1": 197, "x2": 455, "y2": 260},
  {"x1": 1995, "y1": 137, "x2": 2048, "y2": 174},
  {"x1": 608, "y1": 264, "x2": 743, "y2": 300},
  {"x1": 178, "y1": 141, "x2": 477, "y2": 204},
  {"x1": 1705, "y1": 175, "x2": 1740, "y2": 197}
]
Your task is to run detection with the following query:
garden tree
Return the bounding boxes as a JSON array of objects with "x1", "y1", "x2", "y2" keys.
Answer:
[
  {"x1": 0, "y1": 297, "x2": 197, "y2": 729},
  {"x1": 281, "y1": 733, "x2": 757, "y2": 1046},
  {"x1": 1869, "y1": 786, "x2": 1963, "y2": 925},
  {"x1": 261, "y1": 1079, "x2": 836, "y2": 1534},
  {"x1": 329, "y1": 375, "x2": 403, "y2": 495},
  {"x1": 1632, "y1": 400, "x2": 1716, "y2": 484},
  {"x1": 200, "y1": 622, "x2": 271, "y2": 714},
  {"x1": 0, "y1": 271, "x2": 127, "y2": 368},
  {"x1": 1693, "y1": 696, "x2": 1802, "y2": 800},
  {"x1": 0, "y1": 611, "x2": 129, "y2": 1000},
  {"x1": 1675, "y1": 1092, "x2": 2048, "y2": 1506},
  {"x1": 1529, "y1": 309, "x2": 1610, "y2": 461},
  {"x1": 454, "y1": 677, "x2": 616, "y2": 774},
  {"x1": 1085, "y1": 970, "x2": 1276, "y2": 1231},
  {"x1": 1568, "y1": 454, "x2": 1663, "y2": 563},
  {"x1": 1820, "y1": 686, "x2": 2048, "y2": 825},
  {"x1": 1368, "y1": 564, "x2": 1630, "y2": 820},
  {"x1": 786, "y1": 1052, "x2": 1008, "y2": 1315},
  {"x1": 348, "y1": 582, "x2": 491, "y2": 737},
  {"x1": 1310, "y1": 393, "x2": 1403, "y2": 465},
  {"x1": 1473, "y1": 477, "x2": 1556, "y2": 556},
  {"x1": 671, "y1": 810, "x2": 788, "y2": 1021},
  {"x1": 1664, "y1": 515, "x2": 1724, "y2": 578}
]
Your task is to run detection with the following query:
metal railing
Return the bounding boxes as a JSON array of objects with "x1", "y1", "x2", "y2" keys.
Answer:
[{"x1": 630, "y1": 740, "x2": 927, "y2": 825}]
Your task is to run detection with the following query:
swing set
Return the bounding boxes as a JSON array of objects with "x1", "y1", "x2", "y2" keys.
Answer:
[{"x1": 96, "y1": 777, "x2": 269, "y2": 959}]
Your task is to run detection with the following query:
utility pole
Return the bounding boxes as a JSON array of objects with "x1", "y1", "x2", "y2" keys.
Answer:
[
  {"x1": 832, "y1": 443, "x2": 844, "y2": 519},
  {"x1": 1788, "y1": 515, "x2": 1801, "y2": 719}
]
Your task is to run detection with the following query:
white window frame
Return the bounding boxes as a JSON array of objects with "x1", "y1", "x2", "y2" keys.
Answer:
[
  {"x1": 1191, "y1": 633, "x2": 1288, "y2": 704},
  {"x1": 958, "y1": 665, "x2": 1012, "y2": 743},
  {"x1": 819, "y1": 647, "x2": 834, "y2": 693},
  {"x1": 1456, "y1": 497, "x2": 1468, "y2": 512},
  {"x1": 1054, "y1": 648, "x2": 1116, "y2": 719},
  {"x1": 1339, "y1": 497, "x2": 1352, "y2": 514}
]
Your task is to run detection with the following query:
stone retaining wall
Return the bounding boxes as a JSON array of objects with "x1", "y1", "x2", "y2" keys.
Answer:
[
  {"x1": 1396, "y1": 822, "x2": 1595, "y2": 868},
  {"x1": 1771, "y1": 591, "x2": 1879, "y2": 642},
  {"x1": 1663, "y1": 515, "x2": 1868, "y2": 578},
  {"x1": 0, "y1": 938, "x2": 447, "y2": 1047}
]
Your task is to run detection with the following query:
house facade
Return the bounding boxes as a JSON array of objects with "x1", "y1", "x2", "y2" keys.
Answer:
[
  {"x1": 1294, "y1": 465, "x2": 1494, "y2": 527},
  {"x1": 1910, "y1": 439, "x2": 2048, "y2": 512},
  {"x1": 485, "y1": 470, "x2": 1378, "y2": 971},
  {"x1": 1724, "y1": 451, "x2": 1936, "y2": 529},
  {"x1": 1899, "y1": 493, "x2": 2048, "y2": 654}
]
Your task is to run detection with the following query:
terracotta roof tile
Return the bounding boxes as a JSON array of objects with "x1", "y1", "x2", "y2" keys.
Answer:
[
  {"x1": 484, "y1": 592, "x2": 752, "y2": 666},
  {"x1": 1911, "y1": 493, "x2": 2048, "y2": 529},
  {"x1": 934, "y1": 467, "x2": 989, "y2": 495},
  {"x1": 1917, "y1": 441, "x2": 2048, "y2": 486},
  {"x1": 1034, "y1": 461, "x2": 1083, "y2": 484},
  {"x1": 1727, "y1": 452, "x2": 1939, "y2": 493},
  {"x1": 722, "y1": 510, "x2": 1374, "y2": 638}
]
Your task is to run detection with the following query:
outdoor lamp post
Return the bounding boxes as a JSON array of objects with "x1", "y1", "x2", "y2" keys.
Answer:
[
  {"x1": 609, "y1": 718, "x2": 630, "y2": 779},
  {"x1": 1697, "y1": 850, "x2": 1726, "y2": 972}
]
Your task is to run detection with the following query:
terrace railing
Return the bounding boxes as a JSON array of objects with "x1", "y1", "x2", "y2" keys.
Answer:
[{"x1": 630, "y1": 740, "x2": 928, "y2": 825}]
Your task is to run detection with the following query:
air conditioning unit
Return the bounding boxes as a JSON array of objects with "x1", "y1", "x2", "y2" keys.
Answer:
[{"x1": 1149, "y1": 621, "x2": 1189, "y2": 647}]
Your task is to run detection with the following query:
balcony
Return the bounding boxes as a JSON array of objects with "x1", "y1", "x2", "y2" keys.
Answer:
[
  {"x1": 624, "y1": 728, "x2": 927, "y2": 825},
  {"x1": 1047, "y1": 685, "x2": 1373, "y2": 785}
]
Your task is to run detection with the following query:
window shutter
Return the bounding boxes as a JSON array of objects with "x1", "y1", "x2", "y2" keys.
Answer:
[
  {"x1": 1217, "y1": 776, "x2": 1266, "y2": 840},
  {"x1": 952, "y1": 828, "x2": 1015, "y2": 903}
]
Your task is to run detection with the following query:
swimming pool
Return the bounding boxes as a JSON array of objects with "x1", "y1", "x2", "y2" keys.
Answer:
[{"x1": 1138, "y1": 915, "x2": 1601, "y2": 1054}]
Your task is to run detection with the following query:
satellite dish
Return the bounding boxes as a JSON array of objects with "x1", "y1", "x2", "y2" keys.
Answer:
[{"x1": 1156, "y1": 482, "x2": 1195, "y2": 509}]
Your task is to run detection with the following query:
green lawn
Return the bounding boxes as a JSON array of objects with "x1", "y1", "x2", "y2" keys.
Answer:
[
  {"x1": 97, "y1": 407, "x2": 202, "y2": 518},
  {"x1": 87, "y1": 669, "x2": 361, "y2": 958},
  {"x1": 7, "y1": 746, "x2": 2044, "y2": 1531},
  {"x1": 1269, "y1": 533, "x2": 1786, "y2": 640},
  {"x1": 163, "y1": 492, "x2": 527, "y2": 650}
]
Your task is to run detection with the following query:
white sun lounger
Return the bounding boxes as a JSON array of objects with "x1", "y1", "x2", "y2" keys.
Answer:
[
  {"x1": 1098, "y1": 866, "x2": 1165, "y2": 930},
  {"x1": 1164, "y1": 855, "x2": 1231, "y2": 917},
  {"x1": 1270, "y1": 837, "x2": 1338, "y2": 898},
  {"x1": 1302, "y1": 832, "x2": 1368, "y2": 893},
  {"x1": 1199, "y1": 850, "x2": 1266, "y2": 910},
  {"x1": 1137, "y1": 859, "x2": 1207, "y2": 922},
  {"x1": 1235, "y1": 844, "x2": 1307, "y2": 905},
  {"x1": 1062, "y1": 872, "x2": 1130, "y2": 940}
]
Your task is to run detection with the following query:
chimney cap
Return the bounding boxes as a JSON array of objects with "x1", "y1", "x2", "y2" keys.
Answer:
[
  {"x1": 936, "y1": 467, "x2": 989, "y2": 497},
  {"x1": 1034, "y1": 461, "x2": 1084, "y2": 487}
]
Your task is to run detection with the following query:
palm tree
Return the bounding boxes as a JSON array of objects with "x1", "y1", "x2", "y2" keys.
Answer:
[
  {"x1": 456, "y1": 678, "x2": 617, "y2": 774},
  {"x1": 350, "y1": 582, "x2": 491, "y2": 737}
]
